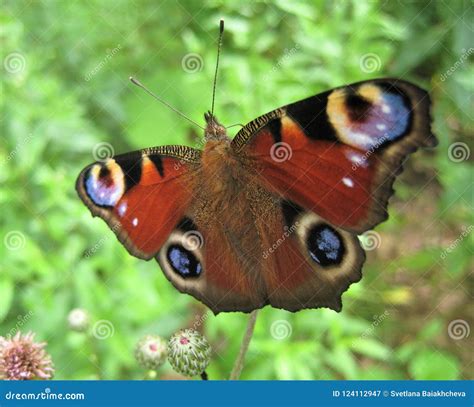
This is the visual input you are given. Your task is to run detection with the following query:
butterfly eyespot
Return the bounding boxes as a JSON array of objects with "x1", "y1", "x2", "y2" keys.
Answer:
[
  {"x1": 327, "y1": 84, "x2": 412, "y2": 150},
  {"x1": 306, "y1": 224, "x2": 345, "y2": 267},
  {"x1": 84, "y1": 161, "x2": 125, "y2": 207},
  {"x1": 166, "y1": 244, "x2": 202, "y2": 278}
]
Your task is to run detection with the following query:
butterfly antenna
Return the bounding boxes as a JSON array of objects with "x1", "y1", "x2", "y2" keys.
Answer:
[
  {"x1": 210, "y1": 19, "x2": 224, "y2": 118},
  {"x1": 129, "y1": 76, "x2": 205, "y2": 130}
]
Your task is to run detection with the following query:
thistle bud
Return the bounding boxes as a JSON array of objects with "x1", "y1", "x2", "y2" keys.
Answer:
[
  {"x1": 167, "y1": 329, "x2": 211, "y2": 377},
  {"x1": 135, "y1": 335, "x2": 167, "y2": 370}
]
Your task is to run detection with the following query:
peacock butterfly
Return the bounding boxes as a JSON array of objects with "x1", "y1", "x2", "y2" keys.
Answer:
[{"x1": 76, "y1": 21, "x2": 437, "y2": 314}]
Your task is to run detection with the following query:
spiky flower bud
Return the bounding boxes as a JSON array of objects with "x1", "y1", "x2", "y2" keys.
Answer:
[
  {"x1": 135, "y1": 335, "x2": 167, "y2": 370},
  {"x1": 67, "y1": 308, "x2": 90, "y2": 332},
  {"x1": 0, "y1": 331, "x2": 54, "y2": 380},
  {"x1": 167, "y1": 329, "x2": 211, "y2": 377}
]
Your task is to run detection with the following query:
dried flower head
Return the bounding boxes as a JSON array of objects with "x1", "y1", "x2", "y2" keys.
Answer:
[
  {"x1": 167, "y1": 329, "x2": 211, "y2": 377},
  {"x1": 0, "y1": 331, "x2": 54, "y2": 380},
  {"x1": 135, "y1": 335, "x2": 167, "y2": 370}
]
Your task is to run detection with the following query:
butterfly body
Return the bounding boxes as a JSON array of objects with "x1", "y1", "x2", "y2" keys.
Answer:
[{"x1": 77, "y1": 79, "x2": 436, "y2": 314}]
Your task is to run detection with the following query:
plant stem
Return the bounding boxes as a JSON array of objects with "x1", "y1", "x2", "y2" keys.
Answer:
[
  {"x1": 229, "y1": 309, "x2": 259, "y2": 380},
  {"x1": 87, "y1": 333, "x2": 102, "y2": 380}
]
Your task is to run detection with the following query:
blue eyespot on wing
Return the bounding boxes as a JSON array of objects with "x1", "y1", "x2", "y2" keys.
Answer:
[
  {"x1": 306, "y1": 224, "x2": 345, "y2": 266},
  {"x1": 327, "y1": 82, "x2": 415, "y2": 150},
  {"x1": 166, "y1": 244, "x2": 202, "y2": 278}
]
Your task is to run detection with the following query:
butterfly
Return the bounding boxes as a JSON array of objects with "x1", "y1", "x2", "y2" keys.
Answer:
[{"x1": 76, "y1": 25, "x2": 436, "y2": 315}]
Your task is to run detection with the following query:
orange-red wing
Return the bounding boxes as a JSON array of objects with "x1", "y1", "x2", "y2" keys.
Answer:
[
  {"x1": 234, "y1": 79, "x2": 436, "y2": 233},
  {"x1": 76, "y1": 147, "x2": 200, "y2": 259}
]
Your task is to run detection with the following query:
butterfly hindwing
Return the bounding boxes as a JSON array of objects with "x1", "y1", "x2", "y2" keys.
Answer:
[
  {"x1": 76, "y1": 146, "x2": 201, "y2": 259},
  {"x1": 156, "y1": 214, "x2": 268, "y2": 314},
  {"x1": 258, "y1": 200, "x2": 365, "y2": 312}
]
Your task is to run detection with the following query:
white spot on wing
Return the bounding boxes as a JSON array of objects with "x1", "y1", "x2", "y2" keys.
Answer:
[
  {"x1": 132, "y1": 218, "x2": 138, "y2": 227},
  {"x1": 342, "y1": 177, "x2": 354, "y2": 188},
  {"x1": 345, "y1": 151, "x2": 368, "y2": 168},
  {"x1": 376, "y1": 123, "x2": 387, "y2": 131},
  {"x1": 382, "y1": 104, "x2": 391, "y2": 114},
  {"x1": 118, "y1": 202, "x2": 127, "y2": 217}
]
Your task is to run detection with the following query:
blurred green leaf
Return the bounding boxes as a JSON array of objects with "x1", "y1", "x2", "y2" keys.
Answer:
[
  {"x1": 0, "y1": 277, "x2": 14, "y2": 322},
  {"x1": 409, "y1": 350, "x2": 460, "y2": 380}
]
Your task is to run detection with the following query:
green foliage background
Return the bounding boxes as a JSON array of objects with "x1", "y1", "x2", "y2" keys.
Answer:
[{"x1": 1, "y1": 0, "x2": 472, "y2": 380}]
